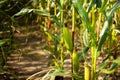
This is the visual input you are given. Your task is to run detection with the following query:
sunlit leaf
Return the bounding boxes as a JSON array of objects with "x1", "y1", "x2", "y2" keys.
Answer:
[
  {"x1": 113, "y1": 58, "x2": 120, "y2": 65},
  {"x1": 98, "y1": 20, "x2": 110, "y2": 52},
  {"x1": 63, "y1": 27, "x2": 73, "y2": 52},
  {"x1": 100, "y1": 0, "x2": 108, "y2": 11},
  {"x1": 97, "y1": 1, "x2": 120, "y2": 55},
  {"x1": 73, "y1": 1, "x2": 96, "y2": 45},
  {"x1": 34, "y1": 9, "x2": 50, "y2": 16},
  {"x1": 83, "y1": 29, "x2": 89, "y2": 47},
  {"x1": 14, "y1": 8, "x2": 34, "y2": 16},
  {"x1": 87, "y1": 0, "x2": 96, "y2": 12},
  {"x1": 87, "y1": 0, "x2": 102, "y2": 12},
  {"x1": 41, "y1": 70, "x2": 53, "y2": 80},
  {"x1": 109, "y1": 1, "x2": 120, "y2": 17},
  {"x1": 41, "y1": 69, "x2": 70, "y2": 80}
]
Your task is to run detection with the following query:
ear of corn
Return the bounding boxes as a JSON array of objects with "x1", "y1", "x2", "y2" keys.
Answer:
[
  {"x1": 72, "y1": 51, "x2": 79, "y2": 74},
  {"x1": 84, "y1": 61, "x2": 90, "y2": 80},
  {"x1": 63, "y1": 27, "x2": 73, "y2": 52}
]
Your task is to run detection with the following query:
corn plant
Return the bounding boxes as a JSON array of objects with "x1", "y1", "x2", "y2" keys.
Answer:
[
  {"x1": 14, "y1": 0, "x2": 120, "y2": 80},
  {"x1": 73, "y1": 0, "x2": 120, "y2": 80},
  {"x1": 0, "y1": 0, "x2": 21, "y2": 69}
]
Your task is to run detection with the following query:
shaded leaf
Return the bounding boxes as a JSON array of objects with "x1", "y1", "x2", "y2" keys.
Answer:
[
  {"x1": 101, "y1": 63, "x2": 118, "y2": 74},
  {"x1": 0, "y1": 0, "x2": 9, "y2": 8},
  {"x1": 34, "y1": 9, "x2": 50, "y2": 16},
  {"x1": 51, "y1": 15, "x2": 63, "y2": 28},
  {"x1": 96, "y1": 0, "x2": 102, "y2": 8},
  {"x1": 13, "y1": 8, "x2": 62, "y2": 28},
  {"x1": 78, "y1": 42, "x2": 91, "y2": 59},
  {"x1": 98, "y1": 60, "x2": 109, "y2": 72},
  {"x1": 0, "y1": 39, "x2": 9, "y2": 46}
]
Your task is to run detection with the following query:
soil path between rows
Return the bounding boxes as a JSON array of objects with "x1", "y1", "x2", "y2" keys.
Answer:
[{"x1": 6, "y1": 25, "x2": 51, "y2": 80}]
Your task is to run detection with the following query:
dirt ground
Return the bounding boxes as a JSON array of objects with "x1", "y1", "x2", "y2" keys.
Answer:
[{"x1": 1, "y1": 25, "x2": 51, "y2": 80}]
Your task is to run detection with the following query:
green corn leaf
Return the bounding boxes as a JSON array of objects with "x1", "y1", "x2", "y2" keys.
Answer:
[
  {"x1": 41, "y1": 70, "x2": 53, "y2": 80},
  {"x1": 87, "y1": 0, "x2": 102, "y2": 12},
  {"x1": 98, "y1": 52, "x2": 115, "y2": 72},
  {"x1": 13, "y1": 8, "x2": 62, "y2": 28},
  {"x1": 36, "y1": 10, "x2": 62, "y2": 28},
  {"x1": 78, "y1": 42, "x2": 91, "y2": 59},
  {"x1": 87, "y1": 0, "x2": 96, "y2": 12},
  {"x1": 101, "y1": 63, "x2": 118, "y2": 74},
  {"x1": 72, "y1": 72, "x2": 83, "y2": 79},
  {"x1": 0, "y1": 39, "x2": 9, "y2": 46},
  {"x1": 56, "y1": 0, "x2": 61, "y2": 8},
  {"x1": 14, "y1": 8, "x2": 34, "y2": 16},
  {"x1": 45, "y1": 32, "x2": 59, "y2": 43},
  {"x1": 60, "y1": 0, "x2": 64, "y2": 8},
  {"x1": 98, "y1": 60, "x2": 109, "y2": 72},
  {"x1": 51, "y1": 15, "x2": 63, "y2": 28},
  {"x1": 113, "y1": 58, "x2": 120, "y2": 65},
  {"x1": 78, "y1": 47, "x2": 89, "y2": 58},
  {"x1": 100, "y1": 0, "x2": 108, "y2": 11},
  {"x1": 41, "y1": 69, "x2": 70, "y2": 80},
  {"x1": 51, "y1": 69, "x2": 70, "y2": 76},
  {"x1": 48, "y1": 69, "x2": 82, "y2": 80},
  {"x1": 45, "y1": 32, "x2": 54, "y2": 40},
  {"x1": 101, "y1": 68, "x2": 117, "y2": 74},
  {"x1": 14, "y1": 8, "x2": 50, "y2": 17},
  {"x1": 109, "y1": 1, "x2": 120, "y2": 17},
  {"x1": 0, "y1": 9, "x2": 12, "y2": 21},
  {"x1": 0, "y1": 0, "x2": 9, "y2": 8},
  {"x1": 73, "y1": 1, "x2": 89, "y2": 23},
  {"x1": 34, "y1": 9, "x2": 50, "y2": 16},
  {"x1": 73, "y1": 1, "x2": 96, "y2": 45},
  {"x1": 97, "y1": 1, "x2": 120, "y2": 54},
  {"x1": 95, "y1": 0, "x2": 102, "y2": 8},
  {"x1": 83, "y1": 29, "x2": 89, "y2": 47},
  {"x1": 97, "y1": 20, "x2": 110, "y2": 52},
  {"x1": 63, "y1": 27, "x2": 73, "y2": 52},
  {"x1": 96, "y1": 0, "x2": 102, "y2": 8}
]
